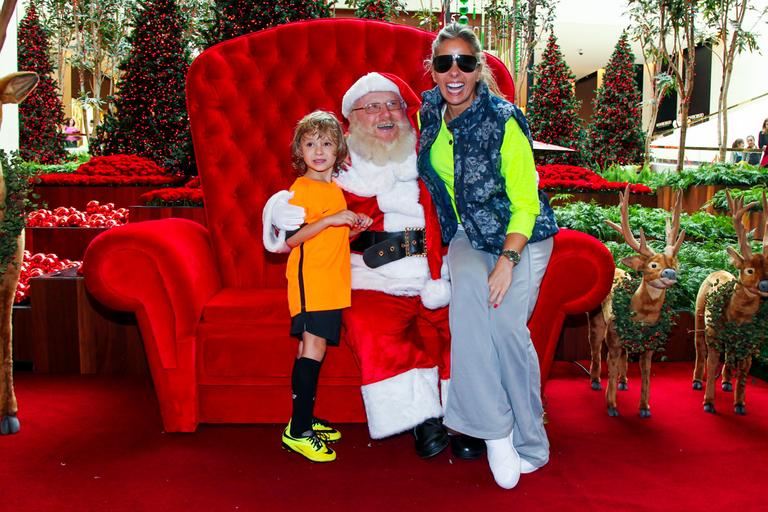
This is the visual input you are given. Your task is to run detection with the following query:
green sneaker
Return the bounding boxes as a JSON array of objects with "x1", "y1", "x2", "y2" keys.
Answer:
[
  {"x1": 312, "y1": 417, "x2": 342, "y2": 443},
  {"x1": 281, "y1": 426, "x2": 336, "y2": 463}
]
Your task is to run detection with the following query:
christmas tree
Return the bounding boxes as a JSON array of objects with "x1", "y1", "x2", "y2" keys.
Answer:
[
  {"x1": 205, "y1": 0, "x2": 332, "y2": 46},
  {"x1": 17, "y1": 0, "x2": 66, "y2": 164},
  {"x1": 586, "y1": 32, "x2": 645, "y2": 168},
  {"x1": 96, "y1": 0, "x2": 194, "y2": 175},
  {"x1": 527, "y1": 32, "x2": 584, "y2": 165}
]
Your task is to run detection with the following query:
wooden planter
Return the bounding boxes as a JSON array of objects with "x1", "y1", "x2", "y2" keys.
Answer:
[
  {"x1": 33, "y1": 185, "x2": 161, "y2": 210},
  {"x1": 656, "y1": 185, "x2": 728, "y2": 214},
  {"x1": 548, "y1": 191, "x2": 657, "y2": 208},
  {"x1": 12, "y1": 267, "x2": 147, "y2": 375},
  {"x1": 128, "y1": 205, "x2": 207, "y2": 226},
  {"x1": 24, "y1": 227, "x2": 109, "y2": 261}
]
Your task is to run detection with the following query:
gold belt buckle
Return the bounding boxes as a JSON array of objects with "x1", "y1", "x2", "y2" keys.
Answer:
[{"x1": 403, "y1": 227, "x2": 426, "y2": 257}]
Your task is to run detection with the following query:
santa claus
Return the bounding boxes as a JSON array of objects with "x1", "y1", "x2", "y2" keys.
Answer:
[{"x1": 263, "y1": 72, "x2": 484, "y2": 460}]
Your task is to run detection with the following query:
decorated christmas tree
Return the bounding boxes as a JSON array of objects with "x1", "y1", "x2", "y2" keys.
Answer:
[
  {"x1": 205, "y1": 0, "x2": 332, "y2": 45},
  {"x1": 96, "y1": 0, "x2": 194, "y2": 175},
  {"x1": 17, "y1": 0, "x2": 66, "y2": 164},
  {"x1": 527, "y1": 32, "x2": 584, "y2": 165},
  {"x1": 586, "y1": 33, "x2": 645, "y2": 168}
]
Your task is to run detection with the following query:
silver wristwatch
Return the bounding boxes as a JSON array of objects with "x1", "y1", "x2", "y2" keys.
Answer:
[{"x1": 500, "y1": 249, "x2": 521, "y2": 265}]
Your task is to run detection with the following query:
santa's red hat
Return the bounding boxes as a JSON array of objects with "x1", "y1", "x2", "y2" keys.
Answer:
[{"x1": 341, "y1": 72, "x2": 421, "y2": 129}]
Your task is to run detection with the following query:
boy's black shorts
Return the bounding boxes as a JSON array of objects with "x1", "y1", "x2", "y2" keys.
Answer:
[{"x1": 290, "y1": 309, "x2": 343, "y2": 346}]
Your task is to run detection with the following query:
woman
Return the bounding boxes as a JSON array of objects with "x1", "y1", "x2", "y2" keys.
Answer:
[
  {"x1": 417, "y1": 23, "x2": 558, "y2": 489},
  {"x1": 760, "y1": 118, "x2": 768, "y2": 167},
  {"x1": 730, "y1": 138, "x2": 744, "y2": 163},
  {"x1": 745, "y1": 135, "x2": 760, "y2": 166}
]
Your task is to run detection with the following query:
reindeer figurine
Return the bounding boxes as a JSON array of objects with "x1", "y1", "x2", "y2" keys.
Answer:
[
  {"x1": 0, "y1": 0, "x2": 39, "y2": 435},
  {"x1": 692, "y1": 191, "x2": 768, "y2": 415},
  {"x1": 589, "y1": 185, "x2": 685, "y2": 417}
]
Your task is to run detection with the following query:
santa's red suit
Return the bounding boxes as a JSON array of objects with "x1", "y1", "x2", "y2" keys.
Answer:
[
  {"x1": 335, "y1": 146, "x2": 451, "y2": 439},
  {"x1": 263, "y1": 73, "x2": 451, "y2": 439}
]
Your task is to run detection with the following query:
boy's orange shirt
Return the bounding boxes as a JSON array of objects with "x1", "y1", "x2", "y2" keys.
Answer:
[{"x1": 285, "y1": 176, "x2": 351, "y2": 317}]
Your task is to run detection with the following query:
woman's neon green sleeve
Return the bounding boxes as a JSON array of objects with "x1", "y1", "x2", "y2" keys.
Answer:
[{"x1": 500, "y1": 117, "x2": 540, "y2": 238}]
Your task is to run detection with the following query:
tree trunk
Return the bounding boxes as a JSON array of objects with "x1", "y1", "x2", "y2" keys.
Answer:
[
  {"x1": 644, "y1": 91, "x2": 663, "y2": 167},
  {"x1": 677, "y1": 99, "x2": 690, "y2": 172}
]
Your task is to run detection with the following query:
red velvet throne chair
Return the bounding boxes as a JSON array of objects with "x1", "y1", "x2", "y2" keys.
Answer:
[{"x1": 82, "y1": 19, "x2": 615, "y2": 433}]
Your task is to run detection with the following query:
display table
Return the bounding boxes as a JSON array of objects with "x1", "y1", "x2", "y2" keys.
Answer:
[{"x1": 12, "y1": 267, "x2": 147, "y2": 375}]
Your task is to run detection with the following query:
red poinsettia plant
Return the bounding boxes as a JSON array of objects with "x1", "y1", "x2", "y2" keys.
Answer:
[
  {"x1": 139, "y1": 176, "x2": 203, "y2": 206},
  {"x1": 14, "y1": 251, "x2": 81, "y2": 303},
  {"x1": 26, "y1": 201, "x2": 129, "y2": 228},
  {"x1": 537, "y1": 164, "x2": 652, "y2": 194},
  {"x1": 36, "y1": 154, "x2": 185, "y2": 186}
]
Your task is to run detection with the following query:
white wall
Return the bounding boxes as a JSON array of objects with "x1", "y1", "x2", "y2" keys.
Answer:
[{"x1": 0, "y1": 0, "x2": 22, "y2": 152}]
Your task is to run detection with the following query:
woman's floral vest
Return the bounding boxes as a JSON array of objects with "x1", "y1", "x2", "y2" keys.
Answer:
[{"x1": 417, "y1": 82, "x2": 558, "y2": 254}]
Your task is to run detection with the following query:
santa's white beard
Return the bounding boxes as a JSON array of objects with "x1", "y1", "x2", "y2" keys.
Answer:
[{"x1": 347, "y1": 119, "x2": 417, "y2": 166}]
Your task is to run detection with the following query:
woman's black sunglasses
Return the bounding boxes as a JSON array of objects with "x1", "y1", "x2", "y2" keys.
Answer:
[{"x1": 432, "y1": 54, "x2": 479, "y2": 73}]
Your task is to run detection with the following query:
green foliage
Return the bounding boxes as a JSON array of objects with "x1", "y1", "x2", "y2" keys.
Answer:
[
  {"x1": 704, "y1": 279, "x2": 768, "y2": 366},
  {"x1": 0, "y1": 152, "x2": 39, "y2": 275},
  {"x1": 553, "y1": 202, "x2": 736, "y2": 242},
  {"x1": 19, "y1": 152, "x2": 89, "y2": 175},
  {"x1": 596, "y1": 163, "x2": 656, "y2": 186},
  {"x1": 707, "y1": 186, "x2": 767, "y2": 212},
  {"x1": 655, "y1": 162, "x2": 768, "y2": 189}
]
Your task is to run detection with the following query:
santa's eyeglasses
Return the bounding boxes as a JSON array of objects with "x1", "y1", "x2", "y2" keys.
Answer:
[
  {"x1": 350, "y1": 100, "x2": 405, "y2": 115},
  {"x1": 432, "y1": 54, "x2": 479, "y2": 73}
]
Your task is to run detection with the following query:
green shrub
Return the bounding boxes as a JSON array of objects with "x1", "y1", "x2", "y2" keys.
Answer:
[
  {"x1": 655, "y1": 162, "x2": 768, "y2": 189},
  {"x1": 554, "y1": 202, "x2": 736, "y2": 242}
]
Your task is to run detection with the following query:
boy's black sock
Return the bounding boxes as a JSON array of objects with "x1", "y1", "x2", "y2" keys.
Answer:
[{"x1": 290, "y1": 357, "x2": 321, "y2": 437}]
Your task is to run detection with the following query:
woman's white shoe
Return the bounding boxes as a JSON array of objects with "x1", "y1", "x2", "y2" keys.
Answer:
[
  {"x1": 520, "y1": 458, "x2": 539, "y2": 474},
  {"x1": 485, "y1": 437, "x2": 521, "y2": 489}
]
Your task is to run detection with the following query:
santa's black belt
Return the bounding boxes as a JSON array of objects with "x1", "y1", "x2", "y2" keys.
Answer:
[{"x1": 350, "y1": 228, "x2": 426, "y2": 268}]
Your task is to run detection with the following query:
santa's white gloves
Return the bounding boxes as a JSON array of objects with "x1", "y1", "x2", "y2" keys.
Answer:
[{"x1": 262, "y1": 190, "x2": 306, "y2": 254}]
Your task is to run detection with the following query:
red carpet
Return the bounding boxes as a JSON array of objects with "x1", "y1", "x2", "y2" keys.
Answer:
[{"x1": 2, "y1": 362, "x2": 767, "y2": 512}]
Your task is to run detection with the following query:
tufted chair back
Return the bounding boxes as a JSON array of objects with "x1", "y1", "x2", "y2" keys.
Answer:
[{"x1": 186, "y1": 19, "x2": 515, "y2": 289}]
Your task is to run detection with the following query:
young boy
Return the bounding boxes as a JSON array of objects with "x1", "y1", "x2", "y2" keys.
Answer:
[{"x1": 281, "y1": 111, "x2": 371, "y2": 462}]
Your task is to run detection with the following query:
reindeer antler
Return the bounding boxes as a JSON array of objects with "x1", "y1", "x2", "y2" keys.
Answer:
[
  {"x1": 605, "y1": 185, "x2": 656, "y2": 257},
  {"x1": 664, "y1": 189, "x2": 686, "y2": 257},
  {"x1": 726, "y1": 189, "x2": 757, "y2": 260}
]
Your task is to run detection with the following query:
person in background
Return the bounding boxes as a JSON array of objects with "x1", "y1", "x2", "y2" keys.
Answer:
[
  {"x1": 760, "y1": 119, "x2": 768, "y2": 167},
  {"x1": 62, "y1": 118, "x2": 80, "y2": 148},
  {"x1": 730, "y1": 138, "x2": 744, "y2": 163},
  {"x1": 745, "y1": 135, "x2": 761, "y2": 166}
]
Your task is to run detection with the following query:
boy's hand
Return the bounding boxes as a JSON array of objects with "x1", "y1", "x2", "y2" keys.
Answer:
[
  {"x1": 324, "y1": 209, "x2": 358, "y2": 227},
  {"x1": 350, "y1": 213, "x2": 372, "y2": 236}
]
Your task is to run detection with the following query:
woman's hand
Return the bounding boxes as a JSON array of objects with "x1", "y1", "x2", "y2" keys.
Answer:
[{"x1": 488, "y1": 257, "x2": 515, "y2": 307}]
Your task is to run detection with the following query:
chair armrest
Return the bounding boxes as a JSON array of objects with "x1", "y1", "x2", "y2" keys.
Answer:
[
  {"x1": 529, "y1": 229, "x2": 615, "y2": 381},
  {"x1": 82, "y1": 218, "x2": 222, "y2": 369}
]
